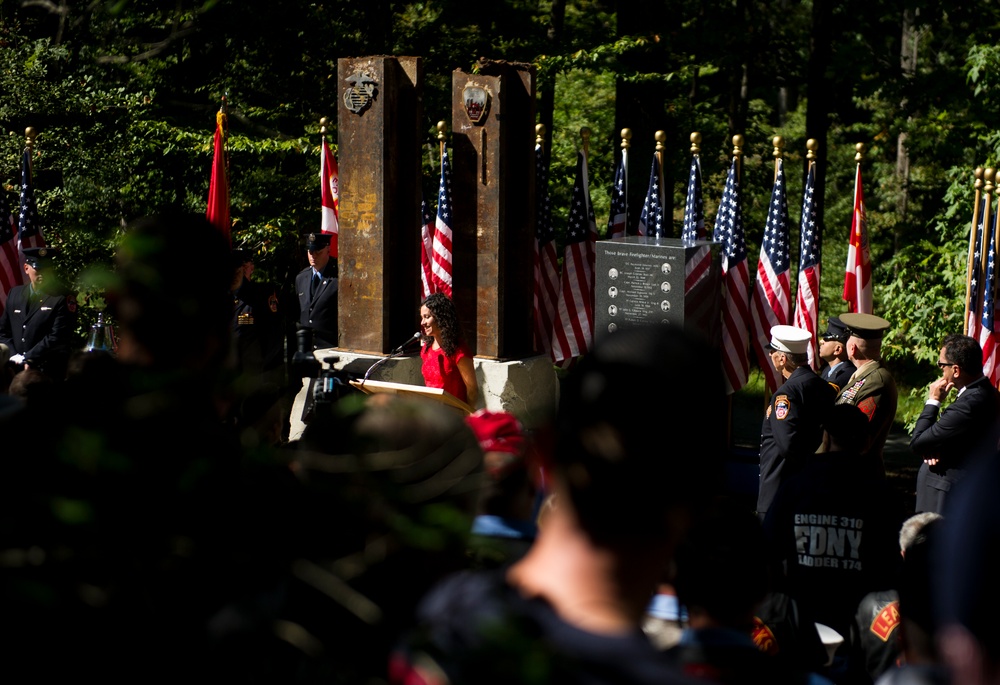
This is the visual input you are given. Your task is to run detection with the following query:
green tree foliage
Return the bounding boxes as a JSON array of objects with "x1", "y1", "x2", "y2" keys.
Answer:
[{"x1": 1, "y1": 0, "x2": 999, "y2": 411}]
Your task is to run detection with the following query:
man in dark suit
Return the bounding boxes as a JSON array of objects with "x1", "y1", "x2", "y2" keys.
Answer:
[
  {"x1": 911, "y1": 333, "x2": 1000, "y2": 514},
  {"x1": 0, "y1": 246, "x2": 77, "y2": 380},
  {"x1": 294, "y1": 232, "x2": 338, "y2": 351},
  {"x1": 819, "y1": 316, "x2": 854, "y2": 393},
  {"x1": 757, "y1": 324, "x2": 838, "y2": 520}
]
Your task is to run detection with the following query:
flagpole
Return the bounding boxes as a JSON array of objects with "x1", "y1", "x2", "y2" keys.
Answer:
[
  {"x1": 980, "y1": 168, "x2": 995, "y2": 305},
  {"x1": 733, "y1": 135, "x2": 744, "y2": 185},
  {"x1": 965, "y1": 167, "x2": 985, "y2": 336},
  {"x1": 655, "y1": 130, "x2": 666, "y2": 235},
  {"x1": 726, "y1": 133, "x2": 744, "y2": 455},
  {"x1": 581, "y1": 126, "x2": 591, "y2": 163},
  {"x1": 437, "y1": 120, "x2": 447, "y2": 171},
  {"x1": 24, "y1": 126, "x2": 35, "y2": 171},
  {"x1": 620, "y1": 128, "x2": 631, "y2": 236}
]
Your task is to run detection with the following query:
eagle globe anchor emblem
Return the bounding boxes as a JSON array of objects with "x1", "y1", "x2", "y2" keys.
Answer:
[{"x1": 344, "y1": 72, "x2": 378, "y2": 114}]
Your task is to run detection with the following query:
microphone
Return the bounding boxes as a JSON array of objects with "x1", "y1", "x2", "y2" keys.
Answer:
[
  {"x1": 362, "y1": 332, "x2": 423, "y2": 385},
  {"x1": 391, "y1": 331, "x2": 422, "y2": 354}
]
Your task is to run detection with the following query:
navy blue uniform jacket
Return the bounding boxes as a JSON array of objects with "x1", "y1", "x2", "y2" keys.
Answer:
[
  {"x1": 757, "y1": 366, "x2": 837, "y2": 517},
  {"x1": 0, "y1": 284, "x2": 76, "y2": 367}
]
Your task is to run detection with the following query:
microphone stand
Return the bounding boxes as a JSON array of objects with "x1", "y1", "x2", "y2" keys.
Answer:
[{"x1": 360, "y1": 333, "x2": 421, "y2": 388}]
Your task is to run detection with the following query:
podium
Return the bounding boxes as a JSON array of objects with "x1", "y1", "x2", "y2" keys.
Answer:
[{"x1": 349, "y1": 379, "x2": 474, "y2": 415}]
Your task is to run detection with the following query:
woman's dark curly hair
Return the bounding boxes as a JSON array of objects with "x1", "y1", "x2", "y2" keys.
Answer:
[{"x1": 421, "y1": 293, "x2": 463, "y2": 357}]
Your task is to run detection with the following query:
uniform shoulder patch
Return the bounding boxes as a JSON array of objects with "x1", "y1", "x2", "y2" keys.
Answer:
[
  {"x1": 858, "y1": 396, "x2": 878, "y2": 420},
  {"x1": 869, "y1": 600, "x2": 900, "y2": 641},
  {"x1": 751, "y1": 616, "x2": 779, "y2": 655},
  {"x1": 774, "y1": 394, "x2": 790, "y2": 420}
]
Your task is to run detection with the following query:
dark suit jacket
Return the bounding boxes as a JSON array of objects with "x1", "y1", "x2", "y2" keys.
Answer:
[
  {"x1": 0, "y1": 284, "x2": 77, "y2": 371},
  {"x1": 294, "y1": 262, "x2": 338, "y2": 350},
  {"x1": 911, "y1": 375, "x2": 1000, "y2": 512}
]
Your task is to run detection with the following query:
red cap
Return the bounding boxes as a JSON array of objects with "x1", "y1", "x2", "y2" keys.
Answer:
[{"x1": 465, "y1": 410, "x2": 525, "y2": 457}]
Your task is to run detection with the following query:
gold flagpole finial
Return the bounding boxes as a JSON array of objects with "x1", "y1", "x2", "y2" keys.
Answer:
[
  {"x1": 621, "y1": 128, "x2": 632, "y2": 151},
  {"x1": 975, "y1": 166, "x2": 984, "y2": 190},
  {"x1": 690, "y1": 132, "x2": 701, "y2": 155},
  {"x1": 985, "y1": 168, "x2": 996, "y2": 195},
  {"x1": 855, "y1": 142, "x2": 866, "y2": 163},
  {"x1": 806, "y1": 139, "x2": 818, "y2": 161},
  {"x1": 320, "y1": 117, "x2": 329, "y2": 136},
  {"x1": 25, "y1": 127, "x2": 36, "y2": 150},
  {"x1": 437, "y1": 120, "x2": 448, "y2": 142},
  {"x1": 535, "y1": 123, "x2": 546, "y2": 148},
  {"x1": 732, "y1": 134, "x2": 744, "y2": 158},
  {"x1": 772, "y1": 136, "x2": 784, "y2": 158},
  {"x1": 655, "y1": 130, "x2": 667, "y2": 153}
]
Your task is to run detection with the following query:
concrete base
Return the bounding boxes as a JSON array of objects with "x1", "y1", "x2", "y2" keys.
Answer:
[{"x1": 289, "y1": 348, "x2": 559, "y2": 441}]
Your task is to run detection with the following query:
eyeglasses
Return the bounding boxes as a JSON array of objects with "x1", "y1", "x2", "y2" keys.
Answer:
[{"x1": 937, "y1": 361, "x2": 955, "y2": 369}]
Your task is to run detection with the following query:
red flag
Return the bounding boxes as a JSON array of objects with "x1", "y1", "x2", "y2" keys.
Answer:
[
  {"x1": 551, "y1": 150, "x2": 597, "y2": 365},
  {"x1": 320, "y1": 135, "x2": 339, "y2": 258},
  {"x1": 793, "y1": 162, "x2": 821, "y2": 370},
  {"x1": 750, "y1": 158, "x2": 792, "y2": 395},
  {"x1": 430, "y1": 146, "x2": 454, "y2": 297},
  {"x1": 206, "y1": 109, "x2": 231, "y2": 245},
  {"x1": 843, "y1": 163, "x2": 872, "y2": 313}
]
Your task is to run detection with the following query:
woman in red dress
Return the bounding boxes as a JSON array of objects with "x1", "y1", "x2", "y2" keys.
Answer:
[{"x1": 419, "y1": 293, "x2": 478, "y2": 408}]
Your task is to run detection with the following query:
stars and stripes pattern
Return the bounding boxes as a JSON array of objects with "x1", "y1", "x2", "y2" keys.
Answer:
[
  {"x1": 430, "y1": 146, "x2": 454, "y2": 297},
  {"x1": 714, "y1": 156, "x2": 750, "y2": 394},
  {"x1": 638, "y1": 153, "x2": 664, "y2": 237},
  {"x1": 844, "y1": 162, "x2": 872, "y2": 313},
  {"x1": 551, "y1": 150, "x2": 597, "y2": 365},
  {"x1": 0, "y1": 187, "x2": 21, "y2": 315},
  {"x1": 419, "y1": 196, "x2": 435, "y2": 299},
  {"x1": 980, "y1": 210, "x2": 999, "y2": 385},
  {"x1": 967, "y1": 196, "x2": 987, "y2": 341},
  {"x1": 682, "y1": 152, "x2": 711, "y2": 294},
  {"x1": 793, "y1": 162, "x2": 822, "y2": 370},
  {"x1": 750, "y1": 158, "x2": 792, "y2": 394},
  {"x1": 320, "y1": 134, "x2": 340, "y2": 258},
  {"x1": 606, "y1": 149, "x2": 628, "y2": 239},
  {"x1": 533, "y1": 142, "x2": 560, "y2": 356}
]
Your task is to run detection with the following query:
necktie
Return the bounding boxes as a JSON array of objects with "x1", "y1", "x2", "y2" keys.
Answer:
[{"x1": 311, "y1": 273, "x2": 321, "y2": 298}]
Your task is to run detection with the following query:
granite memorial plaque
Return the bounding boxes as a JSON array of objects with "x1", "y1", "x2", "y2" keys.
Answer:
[{"x1": 594, "y1": 237, "x2": 722, "y2": 347}]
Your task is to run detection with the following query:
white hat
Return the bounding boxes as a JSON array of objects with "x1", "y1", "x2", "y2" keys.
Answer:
[{"x1": 769, "y1": 325, "x2": 812, "y2": 355}]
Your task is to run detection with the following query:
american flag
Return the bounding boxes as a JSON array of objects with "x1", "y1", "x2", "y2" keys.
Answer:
[
  {"x1": 980, "y1": 210, "x2": 998, "y2": 385},
  {"x1": 533, "y1": 142, "x2": 560, "y2": 356},
  {"x1": 606, "y1": 149, "x2": 627, "y2": 239},
  {"x1": 18, "y1": 148, "x2": 45, "y2": 254},
  {"x1": 967, "y1": 196, "x2": 987, "y2": 341},
  {"x1": 551, "y1": 150, "x2": 597, "y2": 365},
  {"x1": 843, "y1": 162, "x2": 872, "y2": 313},
  {"x1": 0, "y1": 187, "x2": 21, "y2": 315},
  {"x1": 637, "y1": 153, "x2": 664, "y2": 237},
  {"x1": 681, "y1": 152, "x2": 711, "y2": 293},
  {"x1": 320, "y1": 134, "x2": 340, "y2": 258},
  {"x1": 419, "y1": 196, "x2": 435, "y2": 299},
  {"x1": 793, "y1": 161, "x2": 821, "y2": 370},
  {"x1": 714, "y1": 156, "x2": 750, "y2": 394},
  {"x1": 750, "y1": 158, "x2": 792, "y2": 394},
  {"x1": 205, "y1": 110, "x2": 231, "y2": 245},
  {"x1": 430, "y1": 145, "x2": 454, "y2": 298}
]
